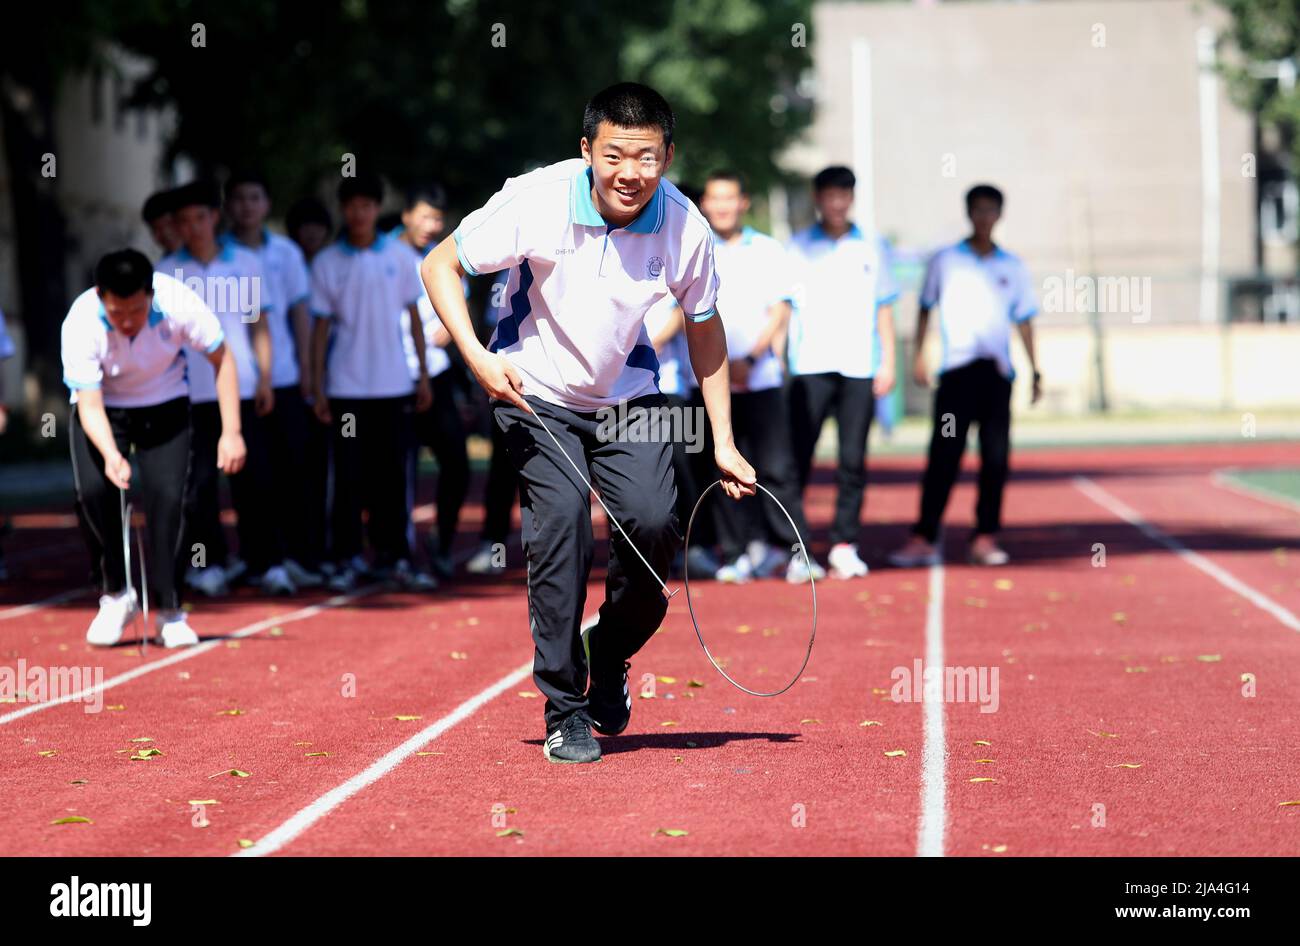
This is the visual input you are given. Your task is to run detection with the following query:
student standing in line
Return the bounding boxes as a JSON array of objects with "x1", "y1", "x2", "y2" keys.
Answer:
[{"x1": 890, "y1": 184, "x2": 1040, "y2": 568}]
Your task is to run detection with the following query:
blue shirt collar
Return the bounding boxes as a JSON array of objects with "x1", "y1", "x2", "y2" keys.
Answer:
[
  {"x1": 221, "y1": 227, "x2": 272, "y2": 250},
  {"x1": 811, "y1": 221, "x2": 863, "y2": 242},
  {"x1": 712, "y1": 225, "x2": 758, "y2": 246},
  {"x1": 98, "y1": 296, "x2": 165, "y2": 332},
  {"x1": 958, "y1": 238, "x2": 1006, "y2": 260},
  {"x1": 176, "y1": 241, "x2": 235, "y2": 264},
  {"x1": 570, "y1": 165, "x2": 665, "y2": 234},
  {"x1": 336, "y1": 230, "x2": 390, "y2": 255}
]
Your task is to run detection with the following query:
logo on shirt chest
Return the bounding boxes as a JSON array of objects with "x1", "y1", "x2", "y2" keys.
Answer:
[{"x1": 647, "y1": 256, "x2": 664, "y2": 279}]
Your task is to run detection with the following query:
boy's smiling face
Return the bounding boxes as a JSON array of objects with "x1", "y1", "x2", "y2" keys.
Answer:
[{"x1": 581, "y1": 120, "x2": 674, "y2": 228}]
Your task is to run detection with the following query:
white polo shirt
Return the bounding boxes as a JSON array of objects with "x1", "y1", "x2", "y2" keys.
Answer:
[
  {"x1": 786, "y1": 223, "x2": 899, "y2": 380},
  {"x1": 452, "y1": 158, "x2": 719, "y2": 411},
  {"x1": 311, "y1": 232, "x2": 422, "y2": 399},
  {"x1": 713, "y1": 226, "x2": 791, "y2": 393},
  {"x1": 222, "y1": 229, "x2": 310, "y2": 389},
  {"x1": 0, "y1": 308, "x2": 14, "y2": 361},
  {"x1": 157, "y1": 243, "x2": 271, "y2": 404},
  {"x1": 920, "y1": 240, "x2": 1037, "y2": 379},
  {"x1": 397, "y1": 241, "x2": 453, "y2": 382},
  {"x1": 61, "y1": 272, "x2": 225, "y2": 408}
]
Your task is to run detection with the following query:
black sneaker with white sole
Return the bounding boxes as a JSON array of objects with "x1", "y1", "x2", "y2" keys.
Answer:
[{"x1": 543, "y1": 709, "x2": 602, "y2": 764}]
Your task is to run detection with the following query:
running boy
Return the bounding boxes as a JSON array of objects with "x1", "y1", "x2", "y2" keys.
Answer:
[
  {"x1": 786, "y1": 166, "x2": 898, "y2": 579},
  {"x1": 890, "y1": 184, "x2": 1040, "y2": 567},
  {"x1": 62, "y1": 249, "x2": 245, "y2": 646},
  {"x1": 422, "y1": 82, "x2": 755, "y2": 764}
]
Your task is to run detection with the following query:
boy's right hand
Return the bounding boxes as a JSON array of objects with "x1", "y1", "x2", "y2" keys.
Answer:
[
  {"x1": 470, "y1": 350, "x2": 527, "y2": 412},
  {"x1": 104, "y1": 451, "x2": 132, "y2": 490},
  {"x1": 313, "y1": 391, "x2": 332, "y2": 425}
]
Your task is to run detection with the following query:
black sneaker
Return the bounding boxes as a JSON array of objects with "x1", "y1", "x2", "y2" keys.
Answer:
[
  {"x1": 585, "y1": 622, "x2": 632, "y2": 736},
  {"x1": 543, "y1": 709, "x2": 602, "y2": 764}
]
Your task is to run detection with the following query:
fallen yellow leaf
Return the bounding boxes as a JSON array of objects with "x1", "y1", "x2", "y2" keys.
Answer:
[
  {"x1": 884, "y1": 749, "x2": 907, "y2": 757},
  {"x1": 50, "y1": 816, "x2": 92, "y2": 825}
]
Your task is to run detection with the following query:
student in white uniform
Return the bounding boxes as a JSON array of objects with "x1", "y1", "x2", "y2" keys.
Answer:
[
  {"x1": 395, "y1": 184, "x2": 468, "y2": 582},
  {"x1": 310, "y1": 171, "x2": 433, "y2": 593},
  {"x1": 422, "y1": 83, "x2": 755, "y2": 764},
  {"x1": 62, "y1": 250, "x2": 246, "y2": 646},
  {"x1": 141, "y1": 189, "x2": 182, "y2": 258},
  {"x1": 224, "y1": 170, "x2": 322, "y2": 590},
  {"x1": 786, "y1": 165, "x2": 898, "y2": 580},
  {"x1": 890, "y1": 184, "x2": 1041, "y2": 568},
  {"x1": 159, "y1": 180, "x2": 280, "y2": 596},
  {"x1": 698, "y1": 170, "x2": 816, "y2": 585}
]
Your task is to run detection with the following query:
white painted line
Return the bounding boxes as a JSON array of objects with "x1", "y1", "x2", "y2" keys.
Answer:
[
  {"x1": 916, "y1": 562, "x2": 946, "y2": 858},
  {"x1": 1074, "y1": 476, "x2": 1300, "y2": 633},
  {"x1": 236, "y1": 613, "x2": 593, "y2": 856},
  {"x1": 0, "y1": 588, "x2": 86, "y2": 622},
  {"x1": 1211, "y1": 470, "x2": 1300, "y2": 515},
  {"x1": 0, "y1": 587, "x2": 380, "y2": 725},
  {"x1": 234, "y1": 660, "x2": 534, "y2": 857}
]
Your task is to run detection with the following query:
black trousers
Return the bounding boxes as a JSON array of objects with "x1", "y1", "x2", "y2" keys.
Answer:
[
  {"x1": 265, "y1": 385, "x2": 319, "y2": 568},
  {"x1": 481, "y1": 417, "x2": 519, "y2": 545},
  {"x1": 789, "y1": 372, "x2": 876, "y2": 546},
  {"x1": 331, "y1": 395, "x2": 413, "y2": 568},
  {"x1": 70, "y1": 397, "x2": 191, "y2": 609},
  {"x1": 188, "y1": 400, "x2": 277, "y2": 574},
  {"x1": 713, "y1": 386, "x2": 813, "y2": 561},
  {"x1": 913, "y1": 358, "x2": 1012, "y2": 542},
  {"x1": 493, "y1": 393, "x2": 681, "y2": 730},
  {"x1": 410, "y1": 372, "x2": 470, "y2": 554}
]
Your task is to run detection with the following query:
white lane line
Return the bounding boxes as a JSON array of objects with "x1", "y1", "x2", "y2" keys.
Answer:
[
  {"x1": 1210, "y1": 469, "x2": 1300, "y2": 515},
  {"x1": 236, "y1": 613, "x2": 596, "y2": 857},
  {"x1": 1074, "y1": 476, "x2": 1300, "y2": 633},
  {"x1": 0, "y1": 587, "x2": 379, "y2": 725},
  {"x1": 916, "y1": 562, "x2": 946, "y2": 858},
  {"x1": 0, "y1": 589, "x2": 87, "y2": 622}
]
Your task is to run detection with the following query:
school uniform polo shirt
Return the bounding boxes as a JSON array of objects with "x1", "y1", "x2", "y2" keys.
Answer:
[
  {"x1": 157, "y1": 243, "x2": 272, "y2": 403},
  {"x1": 397, "y1": 241, "x2": 453, "y2": 382},
  {"x1": 61, "y1": 272, "x2": 225, "y2": 408},
  {"x1": 785, "y1": 223, "x2": 899, "y2": 380},
  {"x1": 452, "y1": 157, "x2": 719, "y2": 411},
  {"x1": 222, "y1": 229, "x2": 310, "y2": 389},
  {"x1": 713, "y1": 226, "x2": 791, "y2": 393},
  {"x1": 643, "y1": 295, "x2": 690, "y2": 397},
  {"x1": 920, "y1": 240, "x2": 1037, "y2": 379},
  {"x1": 310, "y1": 232, "x2": 422, "y2": 400}
]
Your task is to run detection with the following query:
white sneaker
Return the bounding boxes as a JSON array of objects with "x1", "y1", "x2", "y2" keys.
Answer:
[
  {"x1": 259, "y1": 564, "x2": 297, "y2": 596},
  {"x1": 282, "y1": 559, "x2": 323, "y2": 588},
  {"x1": 785, "y1": 554, "x2": 826, "y2": 584},
  {"x1": 888, "y1": 541, "x2": 942, "y2": 568},
  {"x1": 189, "y1": 565, "x2": 229, "y2": 597},
  {"x1": 328, "y1": 566, "x2": 359, "y2": 593},
  {"x1": 828, "y1": 543, "x2": 870, "y2": 580},
  {"x1": 223, "y1": 557, "x2": 248, "y2": 585},
  {"x1": 715, "y1": 554, "x2": 754, "y2": 584},
  {"x1": 158, "y1": 612, "x2": 200, "y2": 648},
  {"x1": 465, "y1": 542, "x2": 505, "y2": 575},
  {"x1": 86, "y1": 589, "x2": 139, "y2": 646}
]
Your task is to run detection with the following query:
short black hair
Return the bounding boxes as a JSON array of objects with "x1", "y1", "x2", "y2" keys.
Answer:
[
  {"x1": 225, "y1": 169, "x2": 270, "y2": 202},
  {"x1": 95, "y1": 249, "x2": 155, "y2": 297},
  {"x1": 141, "y1": 189, "x2": 177, "y2": 224},
  {"x1": 377, "y1": 211, "x2": 403, "y2": 233},
  {"x1": 286, "y1": 196, "x2": 332, "y2": 234},
  {"x1": 705, "y1": 169, "x2": 748, "y2": 195},
  {"x1": 965, "y1": 183, "x2": 1004, "y2": 212},
  {"x1": 813, "y1": 166, "x2": 856, "y2": 192},
  {"x1": 338, "y1": 171, "x2": 384, "y2": 205},
  {"x1": 583, "y1": 82, "x2": 675, "y2": 148},
  {"x1": 405, "y1": 182, "x2": 448, "y2": 211},
  {"x1": 171, "y1": 179, "x2": 222, "y2": 211}
]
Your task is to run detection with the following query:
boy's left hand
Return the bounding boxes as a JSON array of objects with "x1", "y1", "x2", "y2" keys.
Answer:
[
  {"x1": 873, "y1": 362, "x2": 895, "y2": 397},
  {"x1": 715, "y1": 441, "x2": 757, "y2": 500}
]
